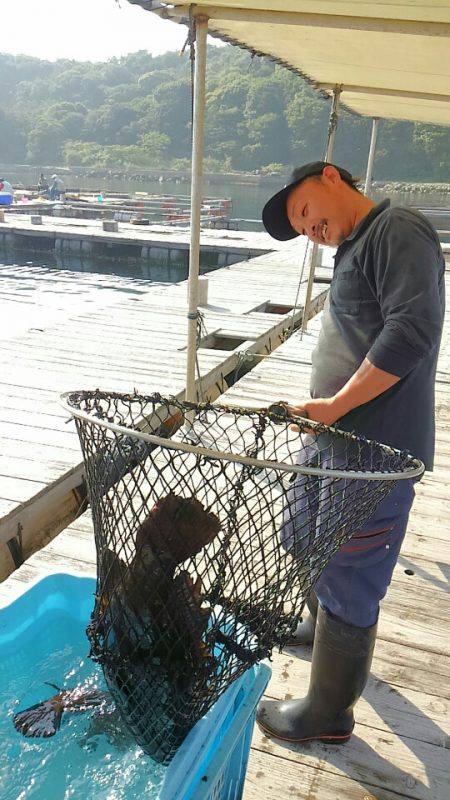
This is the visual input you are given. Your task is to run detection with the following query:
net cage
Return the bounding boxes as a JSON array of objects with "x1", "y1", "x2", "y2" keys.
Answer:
[{"x1": 62, "y1": 389, "x2": 423, "y2": 764}]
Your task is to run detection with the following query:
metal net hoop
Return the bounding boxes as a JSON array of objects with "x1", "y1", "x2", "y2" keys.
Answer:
[{"x1": 62, "y1": 389, "x2": 423, "y2": 763}]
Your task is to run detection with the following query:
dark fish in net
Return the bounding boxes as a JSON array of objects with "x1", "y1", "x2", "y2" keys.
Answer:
[{"x1": 89, "y1": 492, "x2": 222, "y2": 763}]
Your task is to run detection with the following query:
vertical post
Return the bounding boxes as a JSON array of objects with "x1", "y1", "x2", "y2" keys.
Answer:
[
  {"x1": 364, "y1": 117, "x2": 379, "y2": 195},
  {"x1": 302, "y1": 85, "x2": 341, "y2": 332},
  {"x1": 185, "y1": 15, "x2": 208, "y2": 406}
]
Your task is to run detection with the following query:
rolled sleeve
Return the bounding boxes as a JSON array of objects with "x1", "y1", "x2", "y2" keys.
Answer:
[{"x1": 366, "y1": 214, "x2": 444, "y2": 378}]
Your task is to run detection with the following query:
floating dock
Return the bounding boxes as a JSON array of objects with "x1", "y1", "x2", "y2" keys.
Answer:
[
  {"x1": 12, "y1": 195, "x2": 234, "y2": 229},
  {"x1": 0, "y1": 213, "x2": 275, "y2": 266}
]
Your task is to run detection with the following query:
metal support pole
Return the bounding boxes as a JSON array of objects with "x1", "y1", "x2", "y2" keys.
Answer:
[
  {"x1": 302, "y1": 85, "x2": 341, "y2": 332},
  {"x1": 364, "y1": 117, "x2": 379, "y2": 195},
  {"x1": 185, "y1": 15, "x2": 208, "y2": 406}
]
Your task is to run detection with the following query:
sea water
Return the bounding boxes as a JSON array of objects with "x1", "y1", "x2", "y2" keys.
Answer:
[{"x1": 0, "y1": 612, "x2": 166, "y2": 800}]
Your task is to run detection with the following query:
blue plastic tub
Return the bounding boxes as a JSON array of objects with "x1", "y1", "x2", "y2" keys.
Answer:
[{"x1": 0, "y1": 573, "x2": 271, "y2": 800}]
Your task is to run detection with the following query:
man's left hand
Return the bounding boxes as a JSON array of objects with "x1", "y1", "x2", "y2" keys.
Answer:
[{"x1": 289, "y1": 397, "x2": 341, "y2": 427}]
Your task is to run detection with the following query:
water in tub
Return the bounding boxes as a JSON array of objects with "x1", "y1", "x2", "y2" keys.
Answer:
[{"x1": 0, "y1": 614, "x2": 166, "y2": 800}]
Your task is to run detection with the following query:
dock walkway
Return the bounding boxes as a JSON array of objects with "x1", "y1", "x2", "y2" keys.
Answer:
[
  {"x1": 0, "y1": 263, "x2": 448, "y2": 799},
  {"x1": 0, "y1": 243, "x2": 330, "y2": 579}
]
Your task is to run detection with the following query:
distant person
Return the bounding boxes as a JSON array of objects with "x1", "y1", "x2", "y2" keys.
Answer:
[
  {"x1": 49, "y1": 174, "x2": 65, "y2": 201},
  {"x1": 37, "y1": 173, "x2": 49, "y2": 193},
  {"x1": 0, "y1": 178, "x2": 13, "y2": 205}
]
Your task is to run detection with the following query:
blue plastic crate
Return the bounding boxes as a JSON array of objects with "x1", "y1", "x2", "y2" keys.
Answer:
[{"x1": 0, "y1": 572, "x2": 271, "y2": 800}]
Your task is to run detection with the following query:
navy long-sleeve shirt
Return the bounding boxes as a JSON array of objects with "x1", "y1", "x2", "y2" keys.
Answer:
[{"x1": 325, "y1": 200, "x2": 445, "y2": 470}]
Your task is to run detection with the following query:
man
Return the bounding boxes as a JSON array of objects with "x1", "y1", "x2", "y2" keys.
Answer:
[
  {"x1": 0, "y1": 178, "x2": 13, "y2": 206},
  {"x1": 37, "y1": 173, "x2": 49, "y2": 194},
  {"x1": 257, "y1": 162, "x2": 445, "y2": 744},
  {"x1": 49, "y1": 174, "x2": 65, "y2": 201}
]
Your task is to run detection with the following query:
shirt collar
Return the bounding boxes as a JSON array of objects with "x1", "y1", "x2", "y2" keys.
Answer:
[{"x1": 341, "y1": 198, "x2": 391, "y2": 244}]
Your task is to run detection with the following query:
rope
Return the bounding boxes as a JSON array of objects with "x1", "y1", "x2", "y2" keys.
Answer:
[
  {"x1": 195, "y1": 309, "x2": 208, "y2": 401},
  {"x1": 180, "y1": 5, "x2": 196, "y2": 131},
  {"x1": 232, "y1": 349, "x2": 258, "y2": 384},
  {"x1": 282, "y1": 240, "x2": 311, "y2": 342}
]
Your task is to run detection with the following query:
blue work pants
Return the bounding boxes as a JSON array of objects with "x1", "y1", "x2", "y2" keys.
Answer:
[{"x1": 280, "y1": 435, "x2": 415, "y2": 628}]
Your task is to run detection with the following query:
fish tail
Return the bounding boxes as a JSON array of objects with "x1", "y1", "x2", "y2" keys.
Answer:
[{"x1": 13, "y1": 697, "x2": 64, "y2": 739}]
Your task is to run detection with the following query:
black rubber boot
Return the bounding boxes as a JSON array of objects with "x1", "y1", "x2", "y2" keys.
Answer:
[
  {"x1": 257, "y1": 604, "x2": 377, "y2": 744},
  {"x1": 286, "y1": 591, "x2": 318, "y2": 646}
]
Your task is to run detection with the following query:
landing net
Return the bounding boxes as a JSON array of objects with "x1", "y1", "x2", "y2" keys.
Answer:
[{"x1": 63, "y1": 389, "x2": 423, "y2": 763}]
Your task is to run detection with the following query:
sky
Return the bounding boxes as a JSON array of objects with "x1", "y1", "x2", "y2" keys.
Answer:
[{"x1": 0, "y1": 0, "x2": 221, "y2": 61}]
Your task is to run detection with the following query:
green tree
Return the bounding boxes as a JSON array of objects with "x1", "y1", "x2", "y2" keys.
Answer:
[
  {"x1": 138, "y1": 131, "x2": 170, "y2": 160},
  {"x1": 51, "y1": 68, "x2": 106, "y2": 105},
  {"x1": 84, "y1": 104, "x2": 137, "y2": 145},
  {"x1": 152, "y1": 79, "x2": 191, "y2": 157},
  {"x1": 413, "y1": 124, "x2": 450, "y2": 176},
  {"x1": 27, "y1": 121, "x2": 66, "y2": 162},
  {"x1": 0, "y1": 110, "x2": 26, "y2": 161}
]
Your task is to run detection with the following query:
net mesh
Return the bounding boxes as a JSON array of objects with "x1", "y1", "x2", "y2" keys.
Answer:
[{"x1": 65, "y1": 389, "x2": 421, "y2": 764}]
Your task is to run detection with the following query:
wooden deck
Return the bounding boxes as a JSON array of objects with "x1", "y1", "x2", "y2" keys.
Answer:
[
  {"x1": 0, "y1": 244, "x2": 330, "y2": 579},
  {"x1": 0, "y1": 261, "x2": 448, "y2": 798}
]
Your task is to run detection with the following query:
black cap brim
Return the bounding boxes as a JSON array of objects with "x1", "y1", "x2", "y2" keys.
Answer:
[
  {"x1": 262, "y1": 181, "x2": 302, "y2": 241},
  {"x1": 262, "y1": 160, "x2": 353, "y2": 241}
]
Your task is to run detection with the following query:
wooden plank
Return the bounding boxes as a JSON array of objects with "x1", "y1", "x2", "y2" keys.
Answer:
[
  {"x1": 0, "y1": 454, "x2": 78, "y2": 484},
  {"x1": 0, "y1": 475, "x2": 47, "y2": 502},
  {"x1": 0, "y1": 497, "x2": 83, "y2": 580},
  {"x1": 243, "y1": 748, "x2": 408, "y2": 800},
  {"x1": 265, "y1": 651, "x2": 449, "y2": 747},
  {"x1": 251, "y1": 723, "x2": 449, "y2": 800}
]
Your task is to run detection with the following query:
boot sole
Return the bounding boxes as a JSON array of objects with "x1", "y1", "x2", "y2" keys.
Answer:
[{"x1": 257, "y1": 718, "x2": 353, "y2": 745}]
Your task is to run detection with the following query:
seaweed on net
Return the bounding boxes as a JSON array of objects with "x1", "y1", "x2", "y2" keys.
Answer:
[{"x1": 65, "y1": 389, "x2": 421, "y2": 764}]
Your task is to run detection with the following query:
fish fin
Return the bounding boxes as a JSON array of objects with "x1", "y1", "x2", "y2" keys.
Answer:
[
  {"x1": 63, "y1": 688, "x2": 108, "y2": 712},
  {"x1": 13, "y1": 699, "x2": 64, "y2": 738},
  {"x1": 44, "y1": 681, "x2": 62, "y2": 692}
]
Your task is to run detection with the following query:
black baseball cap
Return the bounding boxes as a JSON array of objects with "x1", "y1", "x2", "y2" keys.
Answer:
[{"x1": 262, "y1": 161, "x2": 355, "y2": 241}]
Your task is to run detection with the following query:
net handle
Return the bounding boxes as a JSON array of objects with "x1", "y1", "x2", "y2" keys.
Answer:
[{"x1": 60, "y1": 393, "x2": 424, "y2": 483}]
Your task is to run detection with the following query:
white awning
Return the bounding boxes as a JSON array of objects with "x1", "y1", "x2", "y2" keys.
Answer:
[{"x1": 136, "y1": 1, "x2": 450, "y2": 126}]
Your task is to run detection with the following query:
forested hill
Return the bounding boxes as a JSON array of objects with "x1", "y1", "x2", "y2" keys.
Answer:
[{"x1": 1, "y1": 47, "x2": 449, "y2": 180}]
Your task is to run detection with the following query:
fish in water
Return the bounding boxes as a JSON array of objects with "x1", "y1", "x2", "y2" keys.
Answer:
[{"x1": 13, "y1": 682, "x2": 110, "y2": 739}]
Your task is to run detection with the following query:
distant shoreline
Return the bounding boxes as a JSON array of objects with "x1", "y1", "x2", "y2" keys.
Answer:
[{"x1": 3, "y1": 163, "x2": 450, "y2": 195}]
